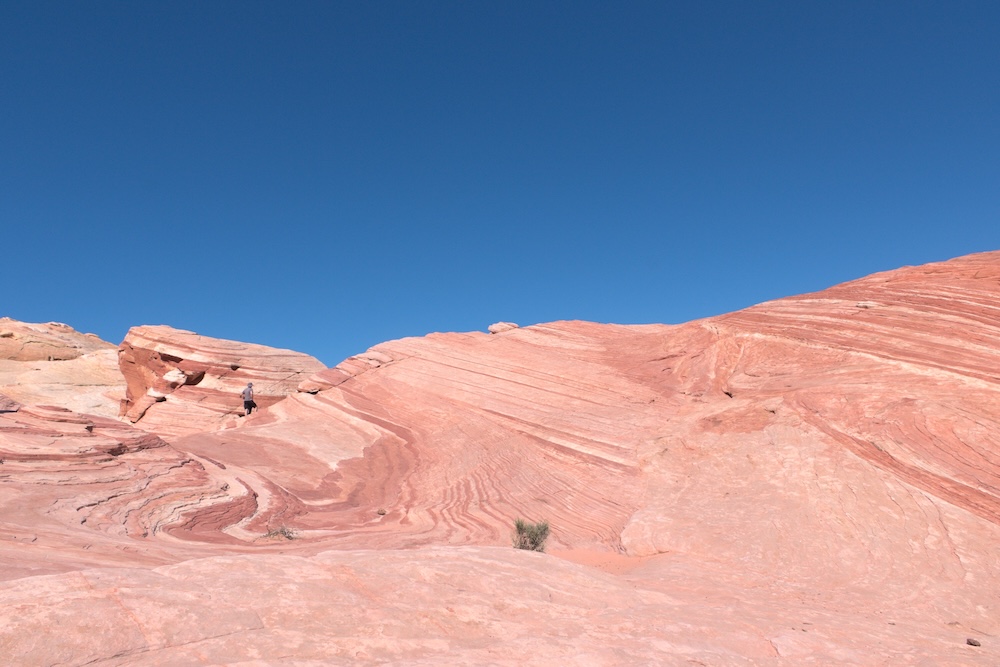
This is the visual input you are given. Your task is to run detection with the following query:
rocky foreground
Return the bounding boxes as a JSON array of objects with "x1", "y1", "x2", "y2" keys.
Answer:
[{"x1": 3, "y1": 252, "x2": 1000, "y2": 665}]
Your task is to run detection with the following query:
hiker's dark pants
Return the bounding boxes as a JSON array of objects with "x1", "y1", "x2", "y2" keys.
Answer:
[{"x1": 244, "y1": 400, "x2": 254, "y2": 414}]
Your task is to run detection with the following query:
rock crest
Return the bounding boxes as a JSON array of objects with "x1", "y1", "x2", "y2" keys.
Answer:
[{"x1": 488, "y1": 321, "x2": 519, "y2": 333}]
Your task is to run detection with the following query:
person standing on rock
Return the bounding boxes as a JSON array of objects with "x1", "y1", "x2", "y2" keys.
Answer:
[{"x1": 241, "y1": 382, "x2": 256, "y2": 416}]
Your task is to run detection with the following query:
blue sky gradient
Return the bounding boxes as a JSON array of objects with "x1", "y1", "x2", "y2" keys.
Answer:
[{"x1": 2, "y1": 2, "x2": 998, "y2": 365}]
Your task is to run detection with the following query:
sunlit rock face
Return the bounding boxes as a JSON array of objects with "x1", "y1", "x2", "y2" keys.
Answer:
[
  {"x1": 4, "y1": 252, "x2": 1000, "y2": 665},
  {"x1": 0, "y1": 318, "x2": 112, "y2": 362},
  {"x1": 117, "y1": 324, "x2": 326, "y2": 438},
  {"x1": 0, "y1": 319, "x2": 123, "y2": 418}
]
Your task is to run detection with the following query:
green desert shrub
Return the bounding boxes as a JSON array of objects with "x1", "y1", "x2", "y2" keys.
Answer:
[{"x1": 512, "y1": 518, "x2": 550, "y2": 552}]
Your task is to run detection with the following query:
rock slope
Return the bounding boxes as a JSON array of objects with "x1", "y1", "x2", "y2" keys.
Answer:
[{"x1": 4, "y1": 251, "x2": 1000, "y2": 665}]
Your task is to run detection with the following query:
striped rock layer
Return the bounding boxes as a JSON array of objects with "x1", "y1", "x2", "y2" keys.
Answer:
[
  {"x1": 4, "y1": 251, "x2": 1000, "y2": 665},
  {"x1": 118, "y1": 324, "x2": 326, "y2": 438}
]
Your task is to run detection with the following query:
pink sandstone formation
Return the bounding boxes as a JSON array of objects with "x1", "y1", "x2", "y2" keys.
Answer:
[
  {"x1": 3, "y1": 251, "x2": 1000, "y2": 664},
  {"x1": 118, "y1": 324, "x2": 326, "y2": 438},
  {"x1": 0, "y1": 318, "x2": 112, "y2": 362},
  {"x1": 0, "y1": 319, "x2": 123, "y2": 418}
]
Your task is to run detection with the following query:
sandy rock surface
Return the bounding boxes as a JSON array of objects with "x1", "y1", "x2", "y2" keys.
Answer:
[
  {"x1": 5, "y1": 547, "x2": 991, "y2": 666},
  {"x1": 4, "y1": 251, "x2": 1000, "y2": 665}
]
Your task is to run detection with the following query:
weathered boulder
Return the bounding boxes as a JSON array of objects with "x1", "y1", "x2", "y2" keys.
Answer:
[
  {"x1": 0, "y1": 320, "x2": 124, "y2": 418},
  {"x1": 0, "y1": 318, "x2": 112, "y2": 361},
  {"x1": 488, "y1": 321, "x2": 519, "y2": 333},
  {"x1": 118, "y1": 325, "x2": 326, "y2": 438}
]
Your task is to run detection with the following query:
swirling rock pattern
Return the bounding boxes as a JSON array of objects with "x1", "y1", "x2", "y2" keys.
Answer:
[
  {"x1": 4, "y1": 252, "x2": 1000, "y2": 664},
  {"x1": 0, "y1": 402, "x2": 256, "y2": 581}
]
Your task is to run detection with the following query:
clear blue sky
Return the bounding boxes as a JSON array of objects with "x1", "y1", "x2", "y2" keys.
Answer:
[{"x1": 2, "y1": 2, "x2": 998, "y2": 365}]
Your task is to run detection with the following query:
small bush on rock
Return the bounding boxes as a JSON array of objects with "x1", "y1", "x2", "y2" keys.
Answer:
[
  {"x1": 264, "y1": 526, "x2": 296, "y2": 540},
  {"x1": 512, "y1": 518, "x2": 550, "y2": 552}
]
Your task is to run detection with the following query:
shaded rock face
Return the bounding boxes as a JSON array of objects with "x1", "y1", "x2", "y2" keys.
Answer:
[
  {"x1": 118, "y1": 325, "x2": 326, "y2": 438},
  {"x1": 5, "y1": 252, "x2": 1000, "y2": 664},
  {"x1": 0, "y1": 393, "x2": 21, "y2": 413}
]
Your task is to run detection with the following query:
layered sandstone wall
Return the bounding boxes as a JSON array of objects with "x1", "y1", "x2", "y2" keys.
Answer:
[{"x1": 118, "y1": 324, "x2": 327, "y2": 438}]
